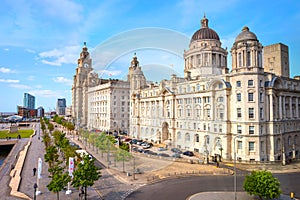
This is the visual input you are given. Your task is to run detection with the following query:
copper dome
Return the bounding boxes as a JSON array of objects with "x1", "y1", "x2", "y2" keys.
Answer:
[
  {"x1": 191, "y1": 16, "x2": 220, "y2": 42},
  {"x1": 235, "y1": 26, "x2": 257, "y2": 43}
]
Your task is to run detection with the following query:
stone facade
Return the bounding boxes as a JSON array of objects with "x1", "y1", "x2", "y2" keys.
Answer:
[
  {"x1": 72, "y1": 43, "x2": 130, "y2": 133},
  {"x1": 71, "y1": 16, "x2": 300, "y2": 162},
  {"x1": 128, "y1": 16, "x2": 300, "y2": 162}
]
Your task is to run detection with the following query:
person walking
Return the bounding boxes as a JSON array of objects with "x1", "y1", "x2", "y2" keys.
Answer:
[{"x1": 33, "y1": 167, "x2": 37, "y2": 176}]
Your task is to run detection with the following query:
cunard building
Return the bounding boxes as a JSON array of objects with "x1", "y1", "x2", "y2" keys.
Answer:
[{"x1": 128, "y1": 16, "x2": 300, "y2": 162}]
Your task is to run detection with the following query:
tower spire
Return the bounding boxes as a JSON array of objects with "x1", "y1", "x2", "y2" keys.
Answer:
[{"x1": 201, "y1": 14, "x2": 208, "y2": 28}]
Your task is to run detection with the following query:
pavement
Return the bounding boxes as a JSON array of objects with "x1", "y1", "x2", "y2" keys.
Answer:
[{"x1": 1, "y1": 124, "x2": 299, "y2": 200}]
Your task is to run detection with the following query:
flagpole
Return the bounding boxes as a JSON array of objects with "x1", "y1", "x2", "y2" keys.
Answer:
[
  {"x1": 66, "y1": 157, "x2": 74, "y2": 194},
  {"x1": 36, "y1": 158, "x2": 42, "y2": 195}
]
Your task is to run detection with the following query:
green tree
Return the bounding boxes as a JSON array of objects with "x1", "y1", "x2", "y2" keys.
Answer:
[
  {"x1": 47, "y1": 162, "x2": 71, "y2": 200},
  {"x1": 44, "y1": 145, "x2": 59, "y2": 170},
  {"x1": 48, "y1": 123, "x2": 54, "y2": 133},
  {"x1": 114, "y1": 148, "x2": 132, "y2": 172},
  {"x1": 243, "y1": 170, "x2": 281, "y2": 200},
  {"x1": 72, "y1": 155, "x2": 101, "y2": 200}
]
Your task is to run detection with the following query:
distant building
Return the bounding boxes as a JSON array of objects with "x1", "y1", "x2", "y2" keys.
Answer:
[
  {"x1": 37, "y1": 106, "x2": 44, "y2": 118},
  {"x1": 17, "y1": 106, "x2": 29, "y2": 118},
  {"x1": 65, "y1": 106, "x2": 72, "y2": 117},
  {"x1": 23, "y1": 93, "x2": 35, "y2": 109},
  {"x1": 56, "y1": 98, "x2": 66, "y2": 116}
]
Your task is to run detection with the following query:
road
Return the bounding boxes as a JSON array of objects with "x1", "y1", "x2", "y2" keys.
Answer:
[{"x1": 125, "y1": 173, "x2": 300, "y2": 200}]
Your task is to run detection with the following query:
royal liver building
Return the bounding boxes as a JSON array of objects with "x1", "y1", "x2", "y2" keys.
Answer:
[
  {"x1": 129, "y1": 16, "x2": 300, "y2": 162},
  {"x1": 72, "y1": 16, "x2": 300, "y2": 162}
]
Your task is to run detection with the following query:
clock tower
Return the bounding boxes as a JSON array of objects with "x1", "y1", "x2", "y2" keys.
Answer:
[{"x1": 72, "y1": 42, "x2": 93, "y2": 127}]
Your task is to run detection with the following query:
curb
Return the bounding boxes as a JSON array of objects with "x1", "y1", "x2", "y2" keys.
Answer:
[{"x1": 8, "y1": 131, "x2": 36, "y2": 200}]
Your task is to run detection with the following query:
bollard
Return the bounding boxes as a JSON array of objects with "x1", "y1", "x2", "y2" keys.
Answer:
[{"x1": 290, "y1": 192, "x2": 294, "y2": 199}]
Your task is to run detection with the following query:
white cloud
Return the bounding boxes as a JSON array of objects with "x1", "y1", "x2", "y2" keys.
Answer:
[
  {"x1": 28, "y1": 89, "x2": 60, "y2": 98},
  {"x1": 4, "y1": 48, "x2": 9, "y2": 51},
  {"x1": 38, "y1": 45, "x2": 80, "y2": 66},
  {"x1": 25, "y1": 48, "x2": 36, "y2": 54},
  {"x1": 0, "y1": 67, "x2": 16, "y2": 73},
  {"x1": 53, "y1": 77, "x2": 73, "y2": 86},
  {"x1": 0, "y1": 79, "x2": 19, "y2": 83},
  {"x1": 9, "y1": 83, "x2": 31, "y2": 89}
]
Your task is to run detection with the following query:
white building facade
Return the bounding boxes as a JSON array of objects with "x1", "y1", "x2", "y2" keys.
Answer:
[{"x1": 128, "y1": 16, "x2": 300, "y2": 162}]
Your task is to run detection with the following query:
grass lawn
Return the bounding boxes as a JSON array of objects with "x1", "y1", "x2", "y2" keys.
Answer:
[{"x1": 0, "y1": 129, "x2": 34, "y2": 139}]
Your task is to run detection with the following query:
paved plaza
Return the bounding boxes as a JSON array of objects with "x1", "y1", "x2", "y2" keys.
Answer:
[{"x1": 0, "y1": 124, "x2": 299, "y2": 199}]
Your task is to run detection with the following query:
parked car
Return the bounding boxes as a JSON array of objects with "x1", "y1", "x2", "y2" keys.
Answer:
[
  {"x1": 136, "y1": 140, "x2": 143, "y2": 145},
  {"x1": 158, "y1": 153, "x2": 170, "y2": 157},
  {"x1": 172, "y1": 153, "x2": 181, "y2": 158},
  {"x1": 183, "y1": 151, "x2": 194, "y2": 157},
  {"x1": 158, "y1": 147, "x2": 167, "y2": 151},
  {"x1": 130, "y1": 139, "x2": 138, "y2": 144},
  {"x1": 171, "y1": 148, "x2": 182, "y2": 154}
]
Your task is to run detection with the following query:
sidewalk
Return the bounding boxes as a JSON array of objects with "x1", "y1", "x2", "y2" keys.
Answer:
[
  {"x1": 187, "y1": 192, "x2": 297, "y2": 200},
  {"x1": 10, "y1": 125, "x2": 100, "y2": 200}
]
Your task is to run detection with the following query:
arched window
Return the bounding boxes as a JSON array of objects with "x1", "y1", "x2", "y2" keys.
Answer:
[
  {"x1": 195, "y1": 134, "x2": 199, "y2": 142},
  {"x1": 288, "y1": 136, "x2": 292, "y2": 146},
  {"x1": 177, "y1": 132, "x2": 181, "y2": 140},
  {"x1": 238, "y1": 52, "x2": 242, "y2": 67},
  {"x1": 247, "y1": 51, "x2": 251, "y2": 66},
  {"x1": 185, "y1": 133, "x2": 190, "y2": 142}
]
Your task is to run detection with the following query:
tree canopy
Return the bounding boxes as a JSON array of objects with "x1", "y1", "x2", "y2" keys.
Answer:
[{"x1": 243, "y1": 170, "x2": 281, "y2": 200}]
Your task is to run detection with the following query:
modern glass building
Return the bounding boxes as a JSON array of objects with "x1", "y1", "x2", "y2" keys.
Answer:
[
  {"x1": 56, "y1": 98, "x2": 66, "y2": 115},
  {"x1": 23, "y1": 93, "x2": 35, "y2": 109}
]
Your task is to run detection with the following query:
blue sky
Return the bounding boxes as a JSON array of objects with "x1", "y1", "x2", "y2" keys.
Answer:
[{"x1": 0, "y1": 0, "x2": 300, "y2": 112}]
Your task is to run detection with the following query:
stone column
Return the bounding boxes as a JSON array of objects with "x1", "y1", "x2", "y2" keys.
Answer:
[
  {"x1": 279, "y1": 95, "x2": 282, "y2": 119},
  {"x1": 270, "y1": 94, "x2": 274, "y2": 121},
  {"x1": 296, "y1": 97, "x2": 299, "y2": 118},
  {"x1": 290, "y1": 96, "x2": 292, "y2": 119},
  {"x1": 282, "y1": 96, "x2": 286, "y2": 119}
]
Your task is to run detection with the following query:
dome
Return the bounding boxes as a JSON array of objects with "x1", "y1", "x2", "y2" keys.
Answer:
[
  {"x1": 191, "y1": 16, "x2": 220, "y2": 42},
  {"x1": 235, "y1": 26, "x2": 257, "y2": 43}
]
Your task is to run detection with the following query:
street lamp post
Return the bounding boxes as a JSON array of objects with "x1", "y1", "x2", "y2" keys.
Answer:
[
  {"x1": 234, "y1": 135, "x2": 242, "y2": 200},
  {"x1": 33, "y1": 183, "x2": 38, "y2": 200}
]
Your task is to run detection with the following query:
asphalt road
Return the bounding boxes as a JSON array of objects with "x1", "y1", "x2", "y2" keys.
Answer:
[{"x1": 125, "y1": 173, "x2": 300, "y2": 200}]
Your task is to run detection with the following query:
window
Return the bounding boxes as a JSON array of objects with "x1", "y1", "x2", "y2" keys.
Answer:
[
  {"x1": 248, "y1": 80, "x2": 254, "y2": 87},
  {"x1": 177, "y1": 132, "x2": 181, "y2": 140},
  {"x1": 249, "y1": 142, "x2": 255, "y2": 151},
  {"x1": 195, "y1": 134, "x2": 199, "y2": 142},
  {"x1": 248, "y1": 93, "x2": 254, "y2": 101},
  {"x1": 204, "y1": 97, "x2": 210, "y2": 103},
  {"x1": 237, "y1": 108, "x2": 242, "y2": 118},
  {"x1": 219, "y1": 125, "x2": 222, "y2": 133},
  {"x1": 260, "y1": 108, "x2": 263, "y2": 119},
  {"x1": 185, "y1": 133, "x2": 190, "y2": 142},
  {"x1": 288, "y1": 136, "x2": 291, "y2": 146},
  {"x1": 237, "y1": 125, "x2": 242, "y2": 134},
  {"x1": 236, "y1": 81, "x2": 241, "y2": 87},
  {"x1": 238, "y1": 141, "x2": 242, "y2": 150},
  {"x1": 249, "y1": 108, "x2": 254, "y2": 118},
  {"x1": 247, "y1": 51, "x2": 251, "y2": 66},
  {"x1": 249, "y1": 126, "x2": 254, "y2": 134},
  {"x1": 259, "y1": 93, "x2": 263, "y2": 102},
  {"x1": 218, "y1": 83, "x2": 223, "y2": 89},
  {"x1": 207, "y1": 109, "x2": 211, "y2": 117},
  {"x1": 237, "y1": 93, "x2": 241, "y2": 102},
  {"x1": 218, "y1": 97, "x2": 224, "y2": 102},
  {"x1": 238, "y1": 53, "x2": 242, "y2": 67}
]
